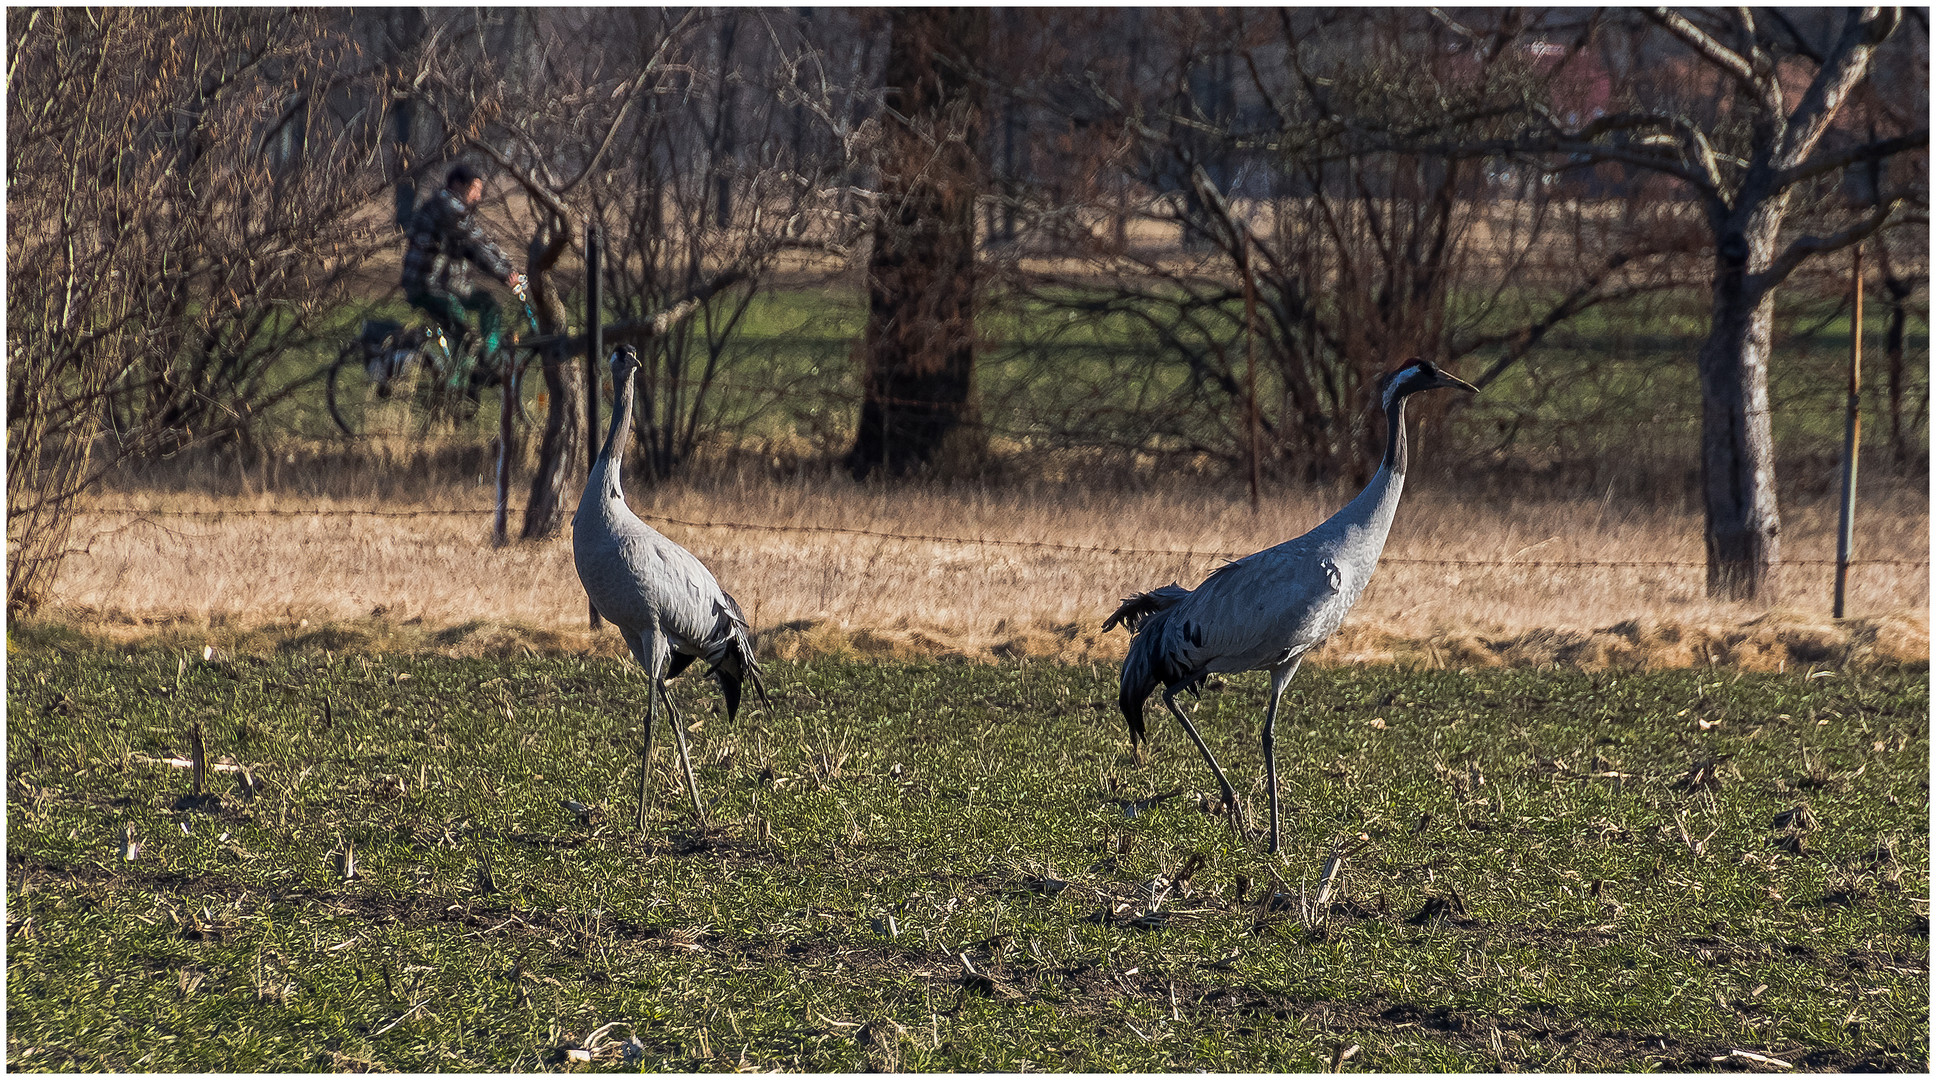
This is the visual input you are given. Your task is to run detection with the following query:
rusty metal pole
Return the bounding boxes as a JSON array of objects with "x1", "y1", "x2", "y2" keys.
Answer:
[
  {"x1": 586, "y1": 224, "x2": 604, "y2": 629},
  {"x1": 494, "y1": 354, "x2": 514, "y2": 546},
  {"x1": 587, "y1": 223, "x2": 603, "y2": 473},
  {"x1": 1242, "y1": 229, "x2": 1261, "y2": 512},
  {"x1": 1833, "y1": 245, "x2": 1863, "y2": 619}
]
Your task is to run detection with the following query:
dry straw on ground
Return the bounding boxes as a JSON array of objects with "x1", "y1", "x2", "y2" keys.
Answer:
[{"x1": 43, "y1": 473, "x2": 1930, "y2": 670}]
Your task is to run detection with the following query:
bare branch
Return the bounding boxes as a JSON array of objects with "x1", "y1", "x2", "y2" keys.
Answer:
[
  {"x1": 1185, "y1": 163, "x2": 1250, "y2": 258},
  {"x1": 1779, "y1": 129, "x2": 1929, "y2": 188},
  {"x1": 1453, "y1": 249, "x2": 1683, "y2": 388},
  {"x1": 1564, "y1": 109, "x2": 1733, "y2": 192},
  {"x1": 1756, "y1": 195, "x2": 1912, "y2": 291},
  {"x1": 1780, "y1": 7, "x2": 1901, "y2": 169},
  {"x1": 468, "y1": 134, "x2": 574, "y2": 222},
  {"x1": 557, "y1": 8, "x2": 700, "y2": 195},
  {"x1": 1406, "y1": 132, "x2": 1715, "y2": 196},
  {"x1": 1428, "y1": 8, "x2": 1489, "y2": 53},
  {"x1": 1649, "y1": 8, "x2": 1758, "y2": 91}
]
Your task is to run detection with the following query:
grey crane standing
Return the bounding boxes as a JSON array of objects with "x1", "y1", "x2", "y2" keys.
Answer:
[
  {"x1": 1105, "y1": 357, "x2": 1476, "y2": 853},
  {"x1": 574, "y1": 345, "x2": 768, "y2": 829}
]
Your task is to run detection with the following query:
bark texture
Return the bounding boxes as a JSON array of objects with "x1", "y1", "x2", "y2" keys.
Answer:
[
  {"x1": 521, "y1": 227, "x2": 586, "y2": 539},
  {"x1": 1658, "y1": 7, "x2": 1911, "y2": 601},
  {"x1": 846, "y1": 7, "x2": 989, "y2": 479},
  {"x1": 1697, "y1": 202, "x2": 1786, "y2": 600}
]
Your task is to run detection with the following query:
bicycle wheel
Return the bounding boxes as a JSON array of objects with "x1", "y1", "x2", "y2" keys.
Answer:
[
  {"x1": 442, "y1": 343, "x2": 534, "y2": 432},
  {"x1": 470, "y1": 348, "x2": 536, "y2": 429},
  {"x1": 507, "y1": 349, "x2": 537, "y2": 427},
  {"x1": 326, "y1": 342, "x2": 424, "y2": 437}
]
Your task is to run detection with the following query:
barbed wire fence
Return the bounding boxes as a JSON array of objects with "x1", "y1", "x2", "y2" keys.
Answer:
[
  {"x1": 71, "y1": 314, "x2": 1927, "y2": 614},
  {"x1": 70, "y1": 505, "x2": 1930, "y2": 572}
]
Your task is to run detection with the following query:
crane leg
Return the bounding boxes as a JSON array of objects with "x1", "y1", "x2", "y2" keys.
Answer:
[
  {"x1": 659, "y1": 678, "x2": 709, "y2": 826},
  {"x1": 1262, "y1": 659, "x2": 1301, "y2": 856},
  {"x1": 1162, "y1": 687, "x2": 1249, "y2": 839},
  {"x1": 635, "y1": 674, "x2": 658, "y2": 831}
]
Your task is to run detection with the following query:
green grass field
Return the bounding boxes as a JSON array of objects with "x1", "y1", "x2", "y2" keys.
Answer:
[{"x1": 7, "y1": 644, "x2": 1928, "y2": 1071}]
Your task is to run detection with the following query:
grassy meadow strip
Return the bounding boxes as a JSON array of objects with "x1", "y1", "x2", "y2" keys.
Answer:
[{"x1": 6, "y1": 646, "x2": 1928, "y2": 1071}]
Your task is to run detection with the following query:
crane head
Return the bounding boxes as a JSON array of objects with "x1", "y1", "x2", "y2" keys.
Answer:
[
  {"x1": 609, "y1": 345, "x2": 640, "y2": 379},
  {"x1": 1380, "y1": 357, "x2": 1477, "y2": 409}
]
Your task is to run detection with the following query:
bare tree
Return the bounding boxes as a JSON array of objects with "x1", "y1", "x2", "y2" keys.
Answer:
[
  {"x1": 593, "y1": 9, "x2": 862, "y2": 480},
  {"x1": 845, "y1": 7, "x2": 991, "y2": 479},
  {"x1": 419, "y1": 8, "x2": 860, "y2": 536},
  {"x1": 1416, "y1": 7, "x2": 1926, "y2": 600},
  {"x1": 1844, "y1": 12, "x2": 1931, "y2": 473},
  {"x1": 6, "y1": 9, "x2": 397, "y2": 612},
  {"x1": 1006, "y1": 9, "x2": 1693, "y2": 484}
]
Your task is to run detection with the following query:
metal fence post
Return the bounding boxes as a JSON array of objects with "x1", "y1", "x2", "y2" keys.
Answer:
[
  {"x1": 494, "y1": 353, "x2": 514, "y2": 546},
  {"x1": 1834, "y1": 245, "x2": 1863, "y2": 619},
  {"x1": 587, "y1": 223, "x2": 604, "y2": 629},
  {"x1": 1242, "y1": 229, "x2": 1261, "y2": 512}
]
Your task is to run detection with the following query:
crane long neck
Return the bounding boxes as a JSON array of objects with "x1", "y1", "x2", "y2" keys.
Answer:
[
  {"x1": 1381, "y1": 393, "x2": 1409, "y2": 477},
  {"x1": 594, "y1": 367, "x2": 636, "y2": 501},
  {"x1": 1318, "y1": 389, "x2": 1411, "y2": 549}
]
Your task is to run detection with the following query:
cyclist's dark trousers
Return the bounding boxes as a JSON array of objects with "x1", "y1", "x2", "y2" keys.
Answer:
[{"x1": 407, "y1": 287, "x2": 502, "y2": 358}]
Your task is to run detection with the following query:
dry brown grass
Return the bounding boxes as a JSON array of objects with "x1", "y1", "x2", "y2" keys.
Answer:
[{"x1": 39, "y1": 470, "x2": 1929, "y2": 670}]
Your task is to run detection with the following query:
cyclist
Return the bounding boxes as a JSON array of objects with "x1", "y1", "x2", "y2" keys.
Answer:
[{"x1": 400, "y1": 164, "x2": 526, "y2": 374}]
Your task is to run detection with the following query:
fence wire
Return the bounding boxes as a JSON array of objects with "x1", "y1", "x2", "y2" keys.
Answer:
[{"x1": 73, "y1": 505, "x2": 1930, "y2": 570}]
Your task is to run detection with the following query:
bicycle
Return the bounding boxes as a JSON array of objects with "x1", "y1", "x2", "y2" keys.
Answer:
[{"x1": 325, "y1": 284, "x2": 539, "y2": 438}]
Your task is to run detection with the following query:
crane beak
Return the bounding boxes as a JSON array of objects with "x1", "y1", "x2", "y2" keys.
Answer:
[{"x1": 1437, "y1": 371, "x2": 1479, "y2": 394}]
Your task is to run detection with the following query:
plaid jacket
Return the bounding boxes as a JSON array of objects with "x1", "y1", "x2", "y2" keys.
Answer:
[{"x1": 400, "y1": 187, "x2": 515, "y2": 297}]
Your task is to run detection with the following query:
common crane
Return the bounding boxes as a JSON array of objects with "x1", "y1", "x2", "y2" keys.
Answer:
[
  {"x1": 1105, "y1": 357, "x2": 1476, "y2": 853},
  {"x1": 573, "y1": 345, "x2": 768, "y2": 830}
]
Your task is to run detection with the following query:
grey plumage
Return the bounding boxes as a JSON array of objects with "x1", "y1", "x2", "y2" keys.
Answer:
[
  {"x1": 1108, "y1": 357, "x2": 1477, "y2": 853},
  {"x1": 573, "y1": 346, "x2": 768, "y2": 828}
]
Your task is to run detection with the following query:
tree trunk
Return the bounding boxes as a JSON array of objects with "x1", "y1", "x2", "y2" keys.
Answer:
[
  {"x1": 1875, "y1": 249, "x2": 1914, "y2": 470},
  {"x1": 520, "y1": 343, "x2": 588, "y2": 539},
  {"x1": 712, "y1": 13, "x2": 739, "y2": 230},
  {"x1": 520, "y1": 225, "x2": 584, "y2": 539},
  {"x1": 386, "y1": 8, "x2": 426, "y2": 229},
  {"x1": 1697, "y1": 206, "x2": 1785, "y2": 602},
  {"x1": 845, "y1": 7, "x2": 988, "y2": 480}
]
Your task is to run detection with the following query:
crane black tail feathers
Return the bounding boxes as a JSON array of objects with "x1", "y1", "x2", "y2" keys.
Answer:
[
  {"x1": 712, "y1": 643, "x2": 769, "y2": 722},
  {"x1": 710, "y1": 589, "x2": 771, "y2": 722},
  {"x1": 1102, "y1": 582, "x2": 1190, "y2": 633},
  {"x1": 1114, "y1": 595, "x2": 1211, "y2": 754},
  {"x1": 1107, "y1": 583, "x2": 1191, "y2": 749},
  {"x1": 1116, "y1": 616, "x2": 1168, "y2": 749},
  {"x1": 1119, "y1": 682, "x2": 1151, "y2": 748}
]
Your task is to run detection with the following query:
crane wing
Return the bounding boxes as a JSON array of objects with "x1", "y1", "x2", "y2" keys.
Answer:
[
  {"x1": 1155, "y1": 546, "x2": 1346, "y2": 675},
  {"x1": 574, "y1": 518, "x2": 725, "y2": 648}
]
